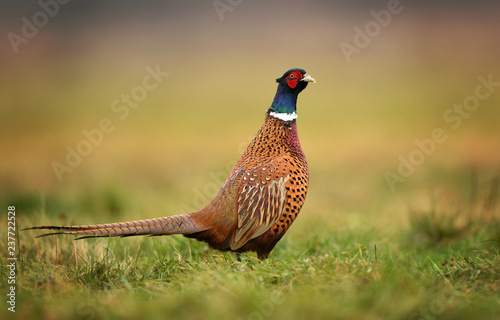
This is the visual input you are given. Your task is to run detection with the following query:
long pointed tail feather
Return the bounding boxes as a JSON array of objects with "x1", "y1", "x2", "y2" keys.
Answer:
[{"x1": 23, "y1": 213, "x2": 208, "y2": 239}]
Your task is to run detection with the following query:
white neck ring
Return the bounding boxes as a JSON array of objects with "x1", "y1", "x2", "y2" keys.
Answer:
[{"x1": 269, "y1": 111, "x2": 297, "y2": 121}]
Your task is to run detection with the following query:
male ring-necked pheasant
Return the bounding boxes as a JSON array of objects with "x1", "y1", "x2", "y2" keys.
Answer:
[{"x1": 25, "y1": 68, "x2": 315, "y2": 259}]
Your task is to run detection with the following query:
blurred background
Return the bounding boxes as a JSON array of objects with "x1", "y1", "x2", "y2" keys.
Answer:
[{"x1": 1, "y1": 0, "x2": 499, "y2": 230}]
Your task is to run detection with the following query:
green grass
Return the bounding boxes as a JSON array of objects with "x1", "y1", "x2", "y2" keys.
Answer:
[{"x1": 1, "y1": 175, "x2": 499, "y2": 320}]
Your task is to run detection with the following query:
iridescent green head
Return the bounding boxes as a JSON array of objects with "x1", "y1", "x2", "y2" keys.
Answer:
[{"x1": 269, "y1": 68, "x2": 315, "y2": 121}]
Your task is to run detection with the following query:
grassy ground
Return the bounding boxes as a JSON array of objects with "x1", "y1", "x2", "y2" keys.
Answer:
[
  {"x1": 2, "y1": 8, "x2": 500, "y2": 319},
  {"x1": 2, "y1": 177, "x2": 499, "y2": 320}
]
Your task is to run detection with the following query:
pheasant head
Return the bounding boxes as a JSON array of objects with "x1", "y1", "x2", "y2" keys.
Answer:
[{"x1": 269, "y1": 68, "x2": 315, "y2": 121}]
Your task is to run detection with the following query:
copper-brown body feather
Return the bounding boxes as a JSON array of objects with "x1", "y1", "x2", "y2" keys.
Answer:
[
  {"x1": 25, "y1": 69, "x2": 313, "y2": 259},
  {"x1": 185, "y1": 114, "x2": 309, "y2": 259}
]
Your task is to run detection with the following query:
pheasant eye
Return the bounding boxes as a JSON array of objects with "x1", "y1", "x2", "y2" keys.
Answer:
[{"x1": 289, "y1": 73, "x2": 295, "y2": 79}]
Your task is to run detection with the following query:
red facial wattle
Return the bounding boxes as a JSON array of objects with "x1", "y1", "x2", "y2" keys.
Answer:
[
  {"x1": 286, "y1": 71, "x2": 303, "y2": 89},
  {"x1": 287, "y1": 78, "x2": 298, "y2": 88}
]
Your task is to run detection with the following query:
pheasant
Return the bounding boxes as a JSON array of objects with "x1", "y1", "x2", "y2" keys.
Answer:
[{"x1": 25, "y1": 68, "x2": 315, "y2": 260}]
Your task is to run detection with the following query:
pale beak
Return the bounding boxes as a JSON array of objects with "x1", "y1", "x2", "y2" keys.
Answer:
[{"x1": 301, "y1": 73, "x2": 316, "y2": 83}]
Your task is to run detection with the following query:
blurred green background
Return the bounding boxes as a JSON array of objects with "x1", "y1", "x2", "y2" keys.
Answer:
[
  {"x1": 1, "y1": 1, "x2": 500, "y2": 319},
  {"x1": 1, "y1": 0, "x2": 498, "y2": 215}
]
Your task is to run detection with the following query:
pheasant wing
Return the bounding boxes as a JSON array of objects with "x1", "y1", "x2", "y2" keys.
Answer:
[{"x1": 229, "y1": 165, "x2": 289, "y2": 250}]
